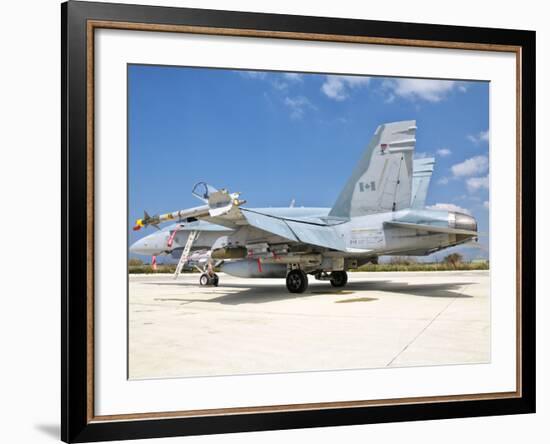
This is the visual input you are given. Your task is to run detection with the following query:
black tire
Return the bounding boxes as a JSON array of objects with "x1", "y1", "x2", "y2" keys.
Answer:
[
  {"x1": 286, "y1": 269, "x2": 308, "y2": 293},
  {"x1": 199, "y1": 273, "x2": 210, "y2": 286},
  {"x1": 211, "y1": 273, "x2": 219, "y2": 287},
  {"x1": 330, "y1": 271, "x2": 348, "y2": 288}
]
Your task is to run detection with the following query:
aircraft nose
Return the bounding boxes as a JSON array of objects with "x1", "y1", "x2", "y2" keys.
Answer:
[
  {"x1": 129, "y1": 237, "x2": 151, "y2": 255},
  {"x1": 452, "y1": 212, "x2": 477, "y2": 233}
]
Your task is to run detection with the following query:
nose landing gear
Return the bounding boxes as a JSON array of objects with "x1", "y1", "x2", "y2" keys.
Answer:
[{"x1": 199, "y1": 272, "x2": 219, "y2": 287}]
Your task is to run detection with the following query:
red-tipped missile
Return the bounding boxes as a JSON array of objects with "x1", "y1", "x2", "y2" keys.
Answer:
[{"x1": 133, "y1": 205, "x2": 211, "y2": 230}]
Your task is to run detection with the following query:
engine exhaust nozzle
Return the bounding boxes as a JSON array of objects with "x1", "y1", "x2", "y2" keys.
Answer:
[{"x1": 450, "y1": 212, "x2": 477, "y2": 233}]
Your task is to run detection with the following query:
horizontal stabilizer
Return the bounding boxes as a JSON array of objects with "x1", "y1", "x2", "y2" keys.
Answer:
[{"x1": 385, "y1": 220, "x2": 478, "y2": 236}]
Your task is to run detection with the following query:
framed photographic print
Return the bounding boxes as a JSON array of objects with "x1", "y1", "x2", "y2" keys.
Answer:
[{"x1": 61, "y1": 1, "x2": 536, "y2": 442}]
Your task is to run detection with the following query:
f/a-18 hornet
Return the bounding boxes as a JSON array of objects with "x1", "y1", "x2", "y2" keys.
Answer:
[{"x1": 131, "y1": 120, "x2": 478, "y2": 293}]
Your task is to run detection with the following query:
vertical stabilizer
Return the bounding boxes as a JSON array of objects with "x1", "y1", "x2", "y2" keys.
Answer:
[
  {"x1": 411, "y1": 157, "x2": 435, "y2": 208},
  {"x1": 329, "y1": 120, "x2": 416, "y2": 218}
]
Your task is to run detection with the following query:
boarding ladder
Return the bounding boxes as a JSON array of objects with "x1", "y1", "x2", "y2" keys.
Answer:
[{"x1": 173, "y1": 230, "x2": 199, "y2": 279}]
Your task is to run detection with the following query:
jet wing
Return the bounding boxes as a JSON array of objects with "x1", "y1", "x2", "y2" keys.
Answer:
[
  {"x1": 241, "y1": 209, "x2": 348, "y2": 252},
  {"x1": 240, "y1": 209, "x2": 299, "y2": 242},
  {"x1": 284, "y1": 219, "x2": 346, "y2": 251},
  {"x1": 384, "y1": 220, "x2": 478, "y2": 236},
  {"x1": 136, "y1": 185, "x2": 350, "y2": 252},
  {"x1": 192, "y1": 187, "x2": 349, "y2": 251}
]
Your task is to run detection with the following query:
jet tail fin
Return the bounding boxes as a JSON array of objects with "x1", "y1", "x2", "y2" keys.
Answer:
[
  {"x1": 329, "y1": 120, "x2": 416, "y2": 218},
  {"x1": 411, "y1": 157, "x2": 435, "y2": 208}
]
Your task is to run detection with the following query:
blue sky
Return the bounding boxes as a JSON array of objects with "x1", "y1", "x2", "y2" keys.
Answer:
[{"x1": 128, "y1": 65, "x2": 489, "y2": 261}]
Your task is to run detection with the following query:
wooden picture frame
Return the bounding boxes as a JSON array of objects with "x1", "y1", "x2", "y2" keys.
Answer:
[{"x1": 62, "y1": 1, "x2": 535, "y2": 442}]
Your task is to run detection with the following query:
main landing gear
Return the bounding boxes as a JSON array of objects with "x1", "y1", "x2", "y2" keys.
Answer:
[
  {"x1": 312, "y1": 270, "x2": 349, "y2": 289},
  {"x1": 286, "y1": 269, "x2": 309, "y2": 293},
  {"x1": 329, "y1": 271, "x2": 348, "y2": 288},
  {"x1": 285, "y1": 270, "x2": 349, "y2": 293}
]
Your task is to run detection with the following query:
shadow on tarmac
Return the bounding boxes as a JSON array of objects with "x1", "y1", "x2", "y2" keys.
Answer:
[{"x1": 147, "y1": 279, "x2": 475, "y2": 305}]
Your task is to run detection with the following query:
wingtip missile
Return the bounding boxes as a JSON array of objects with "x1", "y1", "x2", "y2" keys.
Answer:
[
  {"x1": 133, "y1": 211, "x2": 160, "y2": 231},
  {"x1": 133, "y1": 186, "x2": 245, "y2": 232},
  {"x1": 133, "y1": 219, "x2": 144, "y2": 231},
  {"x1": 133, "y1": 204, "x2": 212, "y2": 231}
]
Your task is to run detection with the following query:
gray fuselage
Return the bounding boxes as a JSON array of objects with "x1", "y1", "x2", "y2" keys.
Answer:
[{"x1": 130, "y1": 206, "x2": 476, "y2": 278}]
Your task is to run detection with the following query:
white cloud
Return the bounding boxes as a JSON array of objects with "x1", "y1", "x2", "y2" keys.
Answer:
[
  {"x1": 272, "y1": 73, "x2": 305, "y2": 90},
  {"x1": 382, "y1": 78, "x2": 458, "y2": 102},
  {"x1": 271, "y1": 79, "x2": 288, "y2": 90},
  {"x1": 283, "y1": 73, "x2": 303, "y2": 82},
  {"x1": 284, "y1": 96, "x2": 316, "y2": 119},
  {"x1": 427, "y1": 203, "x2": 471, "y2": 215},
  {"x1": 437, "y1": 177, "x2": 449, "y2": 185},
  {"x1": 483, "y1": 200, "x2": 490, "y2": 209},
  {"x1": 436, "y1": 148, "x2": 452, "y2": 157},
  {"x1": 459, "y1": 194, "x2": 481, "y2": 202},
  {"x1": 466, "y1": 176, "x2": 489, "y2": 193},
  {"x1": 241, "y1": 71, "x2": 288, "y2": 91},
  {"x1": 240, "y1": 71, "x2": 267, "y2": 79},
  {"x1": 467, "y1": 129, "x2": 490, "y2": 144},
  {"x1": 321, "y1": 75, "x2": 370, "y2": 101},
  {"x1": 451, "y1": 155, "x2": 489, "y2": 177},
  {"x1": 241, "y1": 71, "x2": 304, "y2": 92}
]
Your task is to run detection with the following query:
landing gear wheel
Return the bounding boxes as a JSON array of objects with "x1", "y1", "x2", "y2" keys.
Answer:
[
  {"x1": 199, "y1": 273, "x2": 210, "y2": 286},
  {"x1": 286, "y1": 269, "x2": 309, "y2": 293},
  {"x1": 330, "y1": 271, "x2": 348, "y2": 288},
  {"x1": 199, "y1": 273, "x2": 219, "y2": 286}
]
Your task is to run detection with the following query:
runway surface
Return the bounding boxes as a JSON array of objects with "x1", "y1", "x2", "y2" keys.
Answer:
[{"x1": 128, "y1": 271, "x2": 490, "y2": 379}]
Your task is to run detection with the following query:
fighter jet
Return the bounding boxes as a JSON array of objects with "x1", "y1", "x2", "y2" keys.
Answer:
[{"x1": 130, "y1": 120, "x2": 478, "y2": 293}]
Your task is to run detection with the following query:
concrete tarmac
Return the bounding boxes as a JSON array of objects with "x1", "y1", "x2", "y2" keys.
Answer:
[{"x1": 128, "y1": 271, "x2": 490, "y2": 379}]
